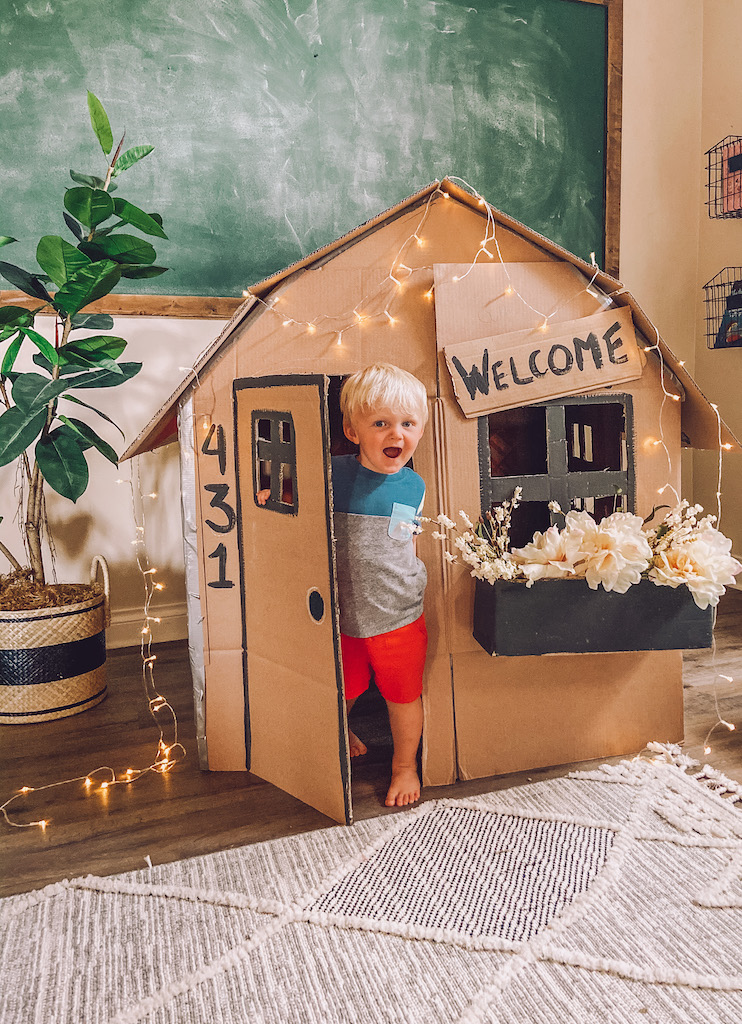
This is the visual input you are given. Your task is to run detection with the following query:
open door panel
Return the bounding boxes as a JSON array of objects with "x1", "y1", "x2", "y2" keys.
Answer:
[{"x1": 234, "y1": 374, "x2": 352, "y2": 824}]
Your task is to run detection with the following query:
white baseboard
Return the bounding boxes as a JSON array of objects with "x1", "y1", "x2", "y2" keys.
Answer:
[{"x1": 107, "y1": 601, "x2": 188, "y2": 649}]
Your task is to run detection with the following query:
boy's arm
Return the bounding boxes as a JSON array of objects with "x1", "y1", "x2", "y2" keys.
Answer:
[{"x1": 256, "y1": 489, "x2": 270, "y2": 505}]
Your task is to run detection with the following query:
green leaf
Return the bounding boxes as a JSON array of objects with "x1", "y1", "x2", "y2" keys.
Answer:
[
  {"x1": 0, "y1": 406, "x2": 47, "y2": 466},
  {"x1": 87, "y1": 91, "x2": 113, "y2": 155},
  {"x1": 0, "y1": 305, "x2": 34, "y2": 327},
  {"x1": 62, "y1": 334, "x2": 126, "y2": 361},
  {"x1": 23, "y1": 328, "x2": 59, "y2": 366},
  {"x1": 61, "y1": 393, "x2": 125, "y2": 438},
  {"x1": 11, "y1": 373, "x2": 69, "y2": 411},
  {"x1": 111, "y1": 197, "x2": 167, "y2": 239},
  {"x1": 63, "y1": 187, "x2": 114, "y2": 229},
  {"x1": 70, "y1": 312, "x2": 114, "y2": 331},
  {"x1": 0, "y1": 261, "x2": 53, "y2": 302},
  {"x1": 64, "y1": 361, "x2": 141, "y2": 389},
  {"x1": 112, "y1": 145, "x2": 154, "y2": 176},
  {"x1": 0, "y1": 237, "x2": 17, "y2": 248},
  {"x1": 1, "y1": 335, "x2": 24, "y2": 376},
  {"x1": 119, "y1": 265, "x2": 168, "y2": 280},
  {"x1": 70, "y1": 171, "x2": 107, "y2": 189},
  {"x1": 59, "y1": 416, "x2": 119, "y2": 465},
  {"x1": 63, "y1": 213, "x2": 84, "y2": 241},
  {"x1": 36, "y1": 235, "x2": 92, "y2": 288},
  {"x1": 78, "y1": 234, "x2": 156, "y2": 265},
  {"x1": 36, "y1": 427, "x2": 89, "y2": 501},
  {"x1": 53, "y1": 260, "x2": 122, "y2": 316},
  {"x1": 32, "y1": 352, "x2": 83, "y2": 376}
]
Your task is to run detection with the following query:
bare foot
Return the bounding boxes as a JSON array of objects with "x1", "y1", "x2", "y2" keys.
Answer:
[
  {"x1": 348, "y1": 729, "x2": 367, "y2": 757},
  {"x1": 385, "y1": 765, "x2": 420, "y2": 807}
]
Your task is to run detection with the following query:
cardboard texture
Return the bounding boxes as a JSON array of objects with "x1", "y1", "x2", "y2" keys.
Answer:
[
  {"x1": 451, "y1": 649, "x2": 684, "y2": 781},
  {"x1": 442, "y1": 308, "x2": 643, "y2": 417},
  {"x1": 123, "y1": 180, "x2": 738, "y2": 824}
]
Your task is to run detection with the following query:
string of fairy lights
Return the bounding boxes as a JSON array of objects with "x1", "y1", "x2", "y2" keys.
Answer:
[
  {"x1": 2, "y1": 176, "x2": 737, "y2": 830},
  {"x1": 0, "y1": 460, "x2": 184, "y2": 831}
]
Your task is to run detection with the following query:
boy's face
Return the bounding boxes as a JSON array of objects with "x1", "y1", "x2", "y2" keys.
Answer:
[{"x1": 344, "y1": 406, "x2": 425, "y2": 475}]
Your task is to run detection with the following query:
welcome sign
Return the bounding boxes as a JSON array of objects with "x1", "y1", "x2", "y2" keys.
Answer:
[{"x1": 443, "y1": 307, "x2": 644, "y2": 418}]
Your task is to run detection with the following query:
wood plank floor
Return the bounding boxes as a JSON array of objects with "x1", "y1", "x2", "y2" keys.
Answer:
[{"x1": 2, "y1": 590, "x2": 741, "y2": 898}]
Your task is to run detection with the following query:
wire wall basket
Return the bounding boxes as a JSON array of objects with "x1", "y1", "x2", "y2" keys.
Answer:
[
  {"x1": 706, "y1": 136, "x2": 742, "y2": 219},
  {"x1": 704, "y1": 267, "x2": 742, "y2": 349}
]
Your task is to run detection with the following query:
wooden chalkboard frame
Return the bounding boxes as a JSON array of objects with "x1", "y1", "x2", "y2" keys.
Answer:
[{"x1": 3, "y1": 0, "x2": 622, "y2": 320}]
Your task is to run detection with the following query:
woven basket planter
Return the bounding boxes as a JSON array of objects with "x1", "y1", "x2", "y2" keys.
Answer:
[
  {"x1": 472, "y1": 577, "x2": 714, "y2": 657},
  {"x1": 0, "y1": 557, "x2": 110, "y2": 724}
]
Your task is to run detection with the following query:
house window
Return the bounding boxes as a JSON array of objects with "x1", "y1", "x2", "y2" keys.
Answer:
[
  {"x1": 252, "y1": 411, "x2": 298, "y2": 514},
  {"x1": 478, "y1": 396, "x2": 634, "y2": 548}
]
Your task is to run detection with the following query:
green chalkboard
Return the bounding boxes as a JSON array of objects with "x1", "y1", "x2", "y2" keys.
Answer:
[{"x1": 2, "y1": 0, "x2": 614, "y2": 298}]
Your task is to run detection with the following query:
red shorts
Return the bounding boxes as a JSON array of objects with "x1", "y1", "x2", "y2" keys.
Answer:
[{"x1": 341, "y1": 615, "x2": 427, "y2": 705}]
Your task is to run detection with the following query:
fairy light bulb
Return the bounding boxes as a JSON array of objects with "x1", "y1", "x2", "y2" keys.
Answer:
[
  {"x1": 242, "y1": 290, "x2": 250, "y2": 297},
  {"x1": 307, "y1": 323, "x2": 316, "y2": 334}
]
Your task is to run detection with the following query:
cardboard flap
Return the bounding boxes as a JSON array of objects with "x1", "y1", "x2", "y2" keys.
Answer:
[{"x1": 443, "y1": 307, "x2": 644, "y2": 417}]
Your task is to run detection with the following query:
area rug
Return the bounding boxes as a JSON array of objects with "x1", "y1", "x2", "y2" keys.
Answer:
[{"x1": 2, "y1": 749, "x2": 742, "y2": 1024}]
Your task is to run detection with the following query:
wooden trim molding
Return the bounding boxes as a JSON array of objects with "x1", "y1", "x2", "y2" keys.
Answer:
[{"x1": 0, "y1": 290, "x2": 242, "y2": 320}]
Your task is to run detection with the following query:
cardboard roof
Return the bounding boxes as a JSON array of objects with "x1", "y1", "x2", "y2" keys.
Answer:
[{"x1": 121, "y1": 178, "x2": 739, "y2": 459}]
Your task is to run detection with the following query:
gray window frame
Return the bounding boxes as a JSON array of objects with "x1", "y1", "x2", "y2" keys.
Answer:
[
  {"x1": 478, "y1": 394, "x2": 635, "y2": 524},
  {"x1": 252, "y1": 410, "x2": 298, "y2": 515}
]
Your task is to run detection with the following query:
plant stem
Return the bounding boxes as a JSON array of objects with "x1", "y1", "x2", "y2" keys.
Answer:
[{"x1": 24, "y1": 314, "x2": 73, "y2": 584}]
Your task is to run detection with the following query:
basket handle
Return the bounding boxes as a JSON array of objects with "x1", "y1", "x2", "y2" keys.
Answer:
[{"x1": 90, "y1": 555, "x2": 111, "y2": 627}]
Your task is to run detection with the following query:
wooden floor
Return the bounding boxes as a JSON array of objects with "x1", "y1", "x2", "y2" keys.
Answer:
[{"x1": 2, "y1": 590, "x2": 741, "y2": 899}]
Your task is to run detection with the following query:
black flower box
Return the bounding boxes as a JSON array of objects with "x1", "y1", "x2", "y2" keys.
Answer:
[{"x1": 472, "y1": 577, "x2": 714, "y2": 657}]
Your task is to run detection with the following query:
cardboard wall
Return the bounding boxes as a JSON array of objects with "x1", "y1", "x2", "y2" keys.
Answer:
[{"x1": 190, "y1": 192, "x2": 686, "y2": 791}]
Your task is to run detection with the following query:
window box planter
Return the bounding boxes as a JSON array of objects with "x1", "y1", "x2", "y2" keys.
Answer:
[{"x1": 472, "y1": 577, "x2": 714, "y2": 657}]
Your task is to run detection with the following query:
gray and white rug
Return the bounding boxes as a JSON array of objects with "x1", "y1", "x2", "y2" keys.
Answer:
[{"x1": 2, "y1": 751, "x2": 742, "y2": 1023}]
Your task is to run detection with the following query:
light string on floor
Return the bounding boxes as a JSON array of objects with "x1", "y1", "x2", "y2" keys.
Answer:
[{"x1": 1, "y1": 460, "x2": 185, "y2": 831}]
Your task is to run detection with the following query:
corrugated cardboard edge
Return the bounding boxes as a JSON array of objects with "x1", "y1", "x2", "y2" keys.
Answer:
[{"x1": 121, "y1": 177, "x2": 740, "y2": 459}]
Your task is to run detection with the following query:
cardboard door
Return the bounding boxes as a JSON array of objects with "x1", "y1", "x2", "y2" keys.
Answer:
[{"x1": 234, "y1": 375, "x2": 351, "y2": 824}]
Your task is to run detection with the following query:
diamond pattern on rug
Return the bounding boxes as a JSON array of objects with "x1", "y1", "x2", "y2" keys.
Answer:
[{"x1": 311, "y1": 806, "x2": 614, "y2": 941}]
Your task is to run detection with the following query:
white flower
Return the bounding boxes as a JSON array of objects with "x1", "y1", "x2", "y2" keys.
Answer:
[
  {"x1": 431, "y1": 531, "x2": 445, "y2": 540},
  {"x1": 436, "y1": 513, "x2": 456, "y2": 529},
  {"x1": 568, "y1": 510, "x2": 652, "y2": 593},
  {"x1": 511, "y1": 525, "x2": 583, "y2": 583},
  {"x1": 458, "y1": 510, "x2": 474, "y2": 529},
  {"x1": 648, "y1": 527, "x2": 742, "y2": 608},
  {"x1": 444, "y1": 551, "x2": 457, "y2": 563},
  {"x1": 548, "y1": 500, "x2": 562, "y2": 514}
]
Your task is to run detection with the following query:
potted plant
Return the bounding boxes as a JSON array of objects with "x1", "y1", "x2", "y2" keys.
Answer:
[
  {"x1": 0, "y1": 92, "x2": 167, "y2": 722},
  {"x1": 429, "y1": 495, "x2": 741, "y2": 657}
]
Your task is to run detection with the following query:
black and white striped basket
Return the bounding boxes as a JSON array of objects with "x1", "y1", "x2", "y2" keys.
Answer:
[{"x1": 0, "y1": 556, "x2": 110, "y2": 725}]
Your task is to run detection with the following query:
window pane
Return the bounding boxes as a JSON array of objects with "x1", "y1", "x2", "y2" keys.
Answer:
[
  {"x1": 257, "y1": 459, "x2": 272, "y2": 491},
  {"x1": 565, "y1": 403, "x2": 625, "y2": 472},
  {"x1": 257, "y1": 418, "x2": 271, "y2": 441},
  {"x1": 502, "y1": 500, "x2": 551, "y2": 549},
  {"x1": 279, "y1": 464, "x2": 294, "y2": 504},
  {"x1": 280, "y1": 420, "x2": 292, "y2": 443},
  {"x1": 488, "y1": 407, "x2": 548, "y2": 477}
]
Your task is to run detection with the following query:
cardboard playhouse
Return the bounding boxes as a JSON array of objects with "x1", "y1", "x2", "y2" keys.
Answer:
[{"x1": 123, "y1": 178, "x2": 739, "y2": 825}]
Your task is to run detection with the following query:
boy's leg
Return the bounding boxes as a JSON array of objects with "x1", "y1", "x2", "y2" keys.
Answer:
[
  {"x1": 345, "y1": 697, "x2": 367, "y2": 757},
  {"x1": 385, "y1": 696, "x2": 423, "y2": 807},
  {"x1": 341, "y1": 634, "x2": 371, "y2": 757}
]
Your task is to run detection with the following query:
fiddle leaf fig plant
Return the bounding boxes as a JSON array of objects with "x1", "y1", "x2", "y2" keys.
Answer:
[{"x1": 0, "y1": 92, "x2": 168, "y2": 585}]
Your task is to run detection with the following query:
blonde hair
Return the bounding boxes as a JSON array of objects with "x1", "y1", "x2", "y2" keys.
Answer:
[{"x1": 340, "y1": 363, "x2": 428, "y2": 430}]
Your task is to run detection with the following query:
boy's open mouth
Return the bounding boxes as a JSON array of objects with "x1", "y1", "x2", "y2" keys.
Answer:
[{"x1": 383, "y1": 447, "x2": 403, "y2": 458}]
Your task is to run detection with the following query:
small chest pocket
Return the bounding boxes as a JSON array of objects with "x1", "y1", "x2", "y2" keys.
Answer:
[{"x1": 388, "y1": 502, "x2": 418, "y2": 541}]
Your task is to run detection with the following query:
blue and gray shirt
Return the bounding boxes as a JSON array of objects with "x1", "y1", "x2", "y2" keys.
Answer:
[{"x1": 332, "y1": 454, "x2": 427, "y2": 639}]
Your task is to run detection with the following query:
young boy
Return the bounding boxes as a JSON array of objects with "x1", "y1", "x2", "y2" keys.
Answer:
[
  {"x1": 332, "y1": 363, "x2": 428, "y2": 807},
  {"x1": 258, "y1": 364, "x2": 429, "y2": 806}
]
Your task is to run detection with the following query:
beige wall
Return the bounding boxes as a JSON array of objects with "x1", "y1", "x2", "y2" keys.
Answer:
[
  {"x1": 694, "y1": 0, "x2": 742, "y2": 557},
  {"x1": 621, "y1": 0, "x2": 741, "y2": 563}
]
